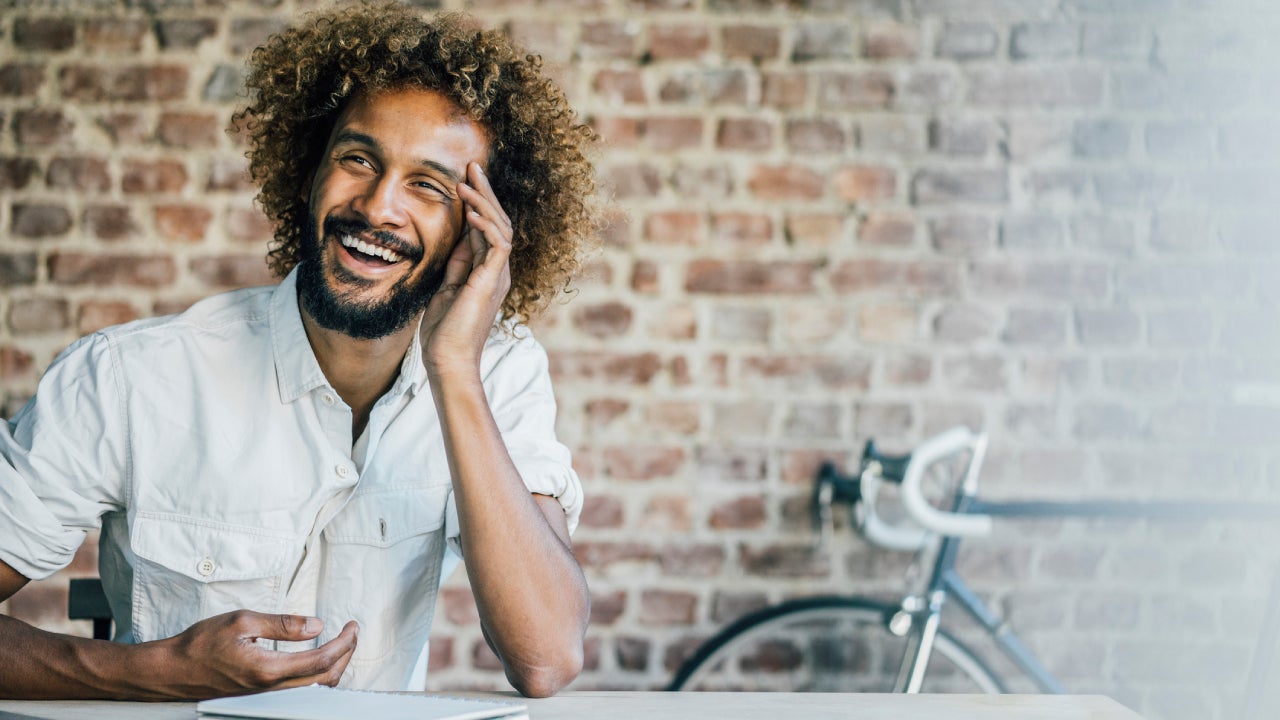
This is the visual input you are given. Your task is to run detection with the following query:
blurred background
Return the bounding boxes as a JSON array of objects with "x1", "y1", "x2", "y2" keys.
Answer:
[{"x1": 1, "y1": 1, "x2": 1278, "y2": 718}]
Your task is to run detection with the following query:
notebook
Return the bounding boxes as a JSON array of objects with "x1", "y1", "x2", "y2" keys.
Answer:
[{"x1": 196, "y1": 685, "x2": 528, "y2": 720}]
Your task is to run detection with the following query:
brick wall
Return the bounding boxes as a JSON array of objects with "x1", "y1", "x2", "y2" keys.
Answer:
[{"x1": 2, "y1": 1, "x2": 1279, "y2": 718}]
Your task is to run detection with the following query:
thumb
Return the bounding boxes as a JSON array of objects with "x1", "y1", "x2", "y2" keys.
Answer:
[{"x1": 242, "y1": 612, "x2": 325, "y2": 642}]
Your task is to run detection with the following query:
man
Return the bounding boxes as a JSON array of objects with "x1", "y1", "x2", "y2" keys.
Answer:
[{"x1": 0, "y1": 3, "x2": 596, "y2": 700}]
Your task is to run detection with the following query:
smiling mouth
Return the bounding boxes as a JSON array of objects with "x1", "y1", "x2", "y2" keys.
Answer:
[{"x1": 339, "y1": 234, "x2": 404, "y2": 266}]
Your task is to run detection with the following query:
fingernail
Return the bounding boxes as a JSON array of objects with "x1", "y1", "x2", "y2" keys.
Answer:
[{"x1": 305, "y1": 617, "x2": 322, "y2": 634}]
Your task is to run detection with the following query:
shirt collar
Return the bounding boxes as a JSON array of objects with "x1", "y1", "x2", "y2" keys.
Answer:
[{"x1": 269, "y1": 267, "x2": 428, "y2": 404}]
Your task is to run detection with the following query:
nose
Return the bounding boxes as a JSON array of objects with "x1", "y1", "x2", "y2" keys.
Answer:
[{"x1": 353, "y1": 174, "x2": 408, "y2": 229}]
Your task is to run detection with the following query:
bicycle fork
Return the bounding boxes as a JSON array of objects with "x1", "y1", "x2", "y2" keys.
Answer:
[{"x1": 891, "y1": 590, "x2": 947, "y2": 693}]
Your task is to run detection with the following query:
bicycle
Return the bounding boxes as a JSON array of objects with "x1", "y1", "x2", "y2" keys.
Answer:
[{"x1": 666, "y1": 426, "x2": 1280, "y2": 710}]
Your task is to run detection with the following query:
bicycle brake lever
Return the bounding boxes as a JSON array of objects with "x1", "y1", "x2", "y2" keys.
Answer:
[{"x1": 814, "y1": 475, "x2": 835, "y2": 552}]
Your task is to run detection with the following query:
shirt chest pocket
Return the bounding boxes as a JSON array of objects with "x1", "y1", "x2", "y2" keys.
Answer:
[
  {"x1": 317, "y1": 486, "x2": 451, "y2": 671},
  {"x1": 130, "y1": 512, "x2": 297, "y2": 643}
]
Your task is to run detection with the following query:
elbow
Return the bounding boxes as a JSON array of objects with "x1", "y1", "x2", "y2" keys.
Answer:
[{"x1": 506, "y1": 646, "x2": 583, "y2": 698}]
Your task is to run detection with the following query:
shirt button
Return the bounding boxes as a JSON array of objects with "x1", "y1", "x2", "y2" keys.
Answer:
[
  {"x1": 196, "y1": 557, "x2": 216, "y2": 577},
  {"x1": 336, "y1": 464, "x2": 351, "y2": 479},
  {"x1": 321, "y1": 393, "x2": 336, "y2": 406}
]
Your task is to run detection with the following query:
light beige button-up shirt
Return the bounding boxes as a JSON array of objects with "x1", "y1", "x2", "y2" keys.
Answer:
[{"x1": 0, "y1": 269, "x2": 582, "y2": 690}]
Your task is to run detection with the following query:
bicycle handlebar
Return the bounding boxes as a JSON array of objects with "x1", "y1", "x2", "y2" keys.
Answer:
[{"x1": 899, "y1": 426, "x2": 993, "y2": 538}]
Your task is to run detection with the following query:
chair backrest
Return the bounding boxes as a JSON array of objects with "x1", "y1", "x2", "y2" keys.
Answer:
[{"x1": 68, "y1": 577, "x2": 112, "y2": 640}]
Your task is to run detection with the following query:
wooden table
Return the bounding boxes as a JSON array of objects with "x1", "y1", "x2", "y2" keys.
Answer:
[{"x1": 0, "y1": 691, "x2": 1144, "y2": 719}]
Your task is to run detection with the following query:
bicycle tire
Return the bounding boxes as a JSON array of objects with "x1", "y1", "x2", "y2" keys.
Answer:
[{"x1": 667, "y1": 596, "x2": 1006, "y2": 693}]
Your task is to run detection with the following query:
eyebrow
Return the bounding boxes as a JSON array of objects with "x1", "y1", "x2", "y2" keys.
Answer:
[{"x1": 332, "y1": 130, "x2": 464, "y2": 184}]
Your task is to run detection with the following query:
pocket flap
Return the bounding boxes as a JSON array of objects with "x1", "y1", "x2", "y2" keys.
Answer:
[
  {"x1": 323, "y1": 485, "x2": 450, "y2": 547},
  {"x1": 131, "y1": 512, "x2": 297, "y2": 582}
]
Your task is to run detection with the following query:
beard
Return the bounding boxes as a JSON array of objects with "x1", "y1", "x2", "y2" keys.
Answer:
[{"x1": 296, "y1": 213, "x2": 449, "y2": 340}]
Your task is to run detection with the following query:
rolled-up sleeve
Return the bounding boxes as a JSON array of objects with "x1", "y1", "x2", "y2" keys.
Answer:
[
  {"x1": 443, "y1": 330, "x2": 583, "y2": 557},
  {"x1": 0, "y1": 333, "x2": 129, "y2": 580}
]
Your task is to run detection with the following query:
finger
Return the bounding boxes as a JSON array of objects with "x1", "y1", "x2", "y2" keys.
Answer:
[
  {"x1": 465, "y1": 210, "x2": 513, "y2": 260},
  {"x1": 235, "y1": 611, "x2": 323, "y2": 642},
  {"x1": 264, "y1": 620, "x2": 360, "y2": 687},
  {"x1": 439, "y1": 232, "x2": 475, "y2": 290},
  {"x1": 461, "y1": 162, "x2": 511, "y2": 230},
  {"x1": 458, "y1": 182, "x2": 510, "y2": 236}
]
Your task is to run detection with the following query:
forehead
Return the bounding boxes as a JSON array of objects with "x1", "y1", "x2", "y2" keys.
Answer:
[{"x1": 329, "y1": 86, "x2": 491, "y2": 161}]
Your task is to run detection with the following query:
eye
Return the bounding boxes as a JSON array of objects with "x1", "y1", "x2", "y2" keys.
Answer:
[
  {"x1": 412, "y1": 179, "x2": 448, "y2": 196},
  {"x1": 338, "y1": 153, "x2": 375, "y2": 171}
]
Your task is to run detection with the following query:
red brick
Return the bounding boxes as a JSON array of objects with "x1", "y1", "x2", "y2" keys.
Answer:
[
  {"x1": 14, "y1": 18, "x2": 76, "y2": 52},
  {"x1": 603, "y1": 446, "x2": 685, "y2": 480},
  {"x1": 158, "y1": 112, "x2": 220, "y2": 148},
  {"x1": 660, "y1": 544, "x2": 725, "y2": 576},
  {"x1": 0, "y1": 254, "x2": 38, "y2": 286},
  {"x1": 580, "y1": 495, "x2": 624, "y2": 529},
  {"x1": 84, "y1": 205, "x2": 138, "y2": 242},
  {"x1": 857, "y1": 302, "x2": 917, "y2": 343},
  {"x1": 830, "y1": 259, "x2": 959, "y2": 297},
  {"x1": 631, "y1": 260, "x2": 659, "y2": 293},
  {"x1": 860, "y1": 213, "x2": 915, "y2": 247},
  {"x1": 470, "y1": 639, "x2": 503, "y2": 671},
  {"x1": 644, "y1": 211, "x2": 703, "y2": 245},
  {"x1": 716, "y1": 118, "x2": 772, "y2": 151},
  {"x1": 740, "y1": 543, "x2": 829, "y2": 578},
  {"x1": 189, "y1": 255, "x2": 272, "y2": 288},
  {"x1": 84, "y1": 18, "x2": 148, "y2": 53},
  {"x1": 439, "y1": 587, "x2": 479, "y2": 626},
  {"x1": 123, "y1": 159, "x2": 187, "y2": 194},
  {"x1": 885, "y1": 353, "x2": 932, "y2": 386},
  {"x1": 573, "y1": 541, "x2": 655, "y2": 570},
  {"x1": 650, "y1": 305, "x2": 696, "y2": 340},
  {"x1": 639, "y1": 590, "x2": 697, "y2": 626},
  {"x1": 96, "y1": 113, "x2": 151, "y2": 146},
  {"x1": 579, "y1": 20, "x2": 639, "y2": 59},
  {"x1": 835, "y1": 166, "x2": 895, "y2": 202},
  {"x1": 642, "y1": 116, "x2": 703, "y2": 151},
  {"x1": 723, "y1": 25, "x2": 779, "y2": 60},
  {"x1": 156, "y1": 18, "x2": 218, "y2": 50},
  {"x1": 0, "y1": 64, "x2": 45, "y2": 97},
  {"x1": 644, "y1": 401, "x2": 700, "y2": 435},
  {"x1": 8, "y1": 298, "x2": 71, "y2": 335},
  {"x1": 703, "y1": 68, "x2": 750, "y2": 105},
  {"x1": 0, "y1": 346, "x2": 36, "y2": 382},
  {"x1": 49, "y1": 253, "x2": 176, "y2": 287},
  {"x1": 589, "y1": 115, "x2": 639, "y2": 149},
  {"x1": 615, "y1": 636, "x2": 649, "y2": 671},
  {"x1": 786, "y1": 118, "x2": 847, "y2": 154},
  {"x1": 573, "y1": 301, "x2": 633, "y2": 338},
  {"x1": 426, "y1": 635, "x2": 453, "y2": 671},
  {"x1": 13, "y1": 109, "x2": 75, "y2": 147},
  {"x1": 590, "y1": 590, "x2": 627, "y2": 627},
  {"x1": 592, "y1": 69, "x2": 646, "y2": 104},
  {"x1": 709, "y1": 495, "x2": 766, "y2": 529},
  {"x1": 786, "y1": 213, "x2": 844, "y2": 247},
  {"x1": 46, "y1": 157, "x2": 111, "y2": 193},
  {"x1": 649, "y1": 25, "x2": 710, "y2": 60},
  {"x1": 685, "y1": 259, "x2": 816, "y2": 294},
  {"x1": 670, "y1": 162, "x2": 732, "y2": 201},
  {"x1": 711, "y1": 213, "x2": 771, "y2": 245},
  {"x1": 632, "y1": 496, "x2": 690, "y2": 534},
  {"x1": 60, "y1": 65, "x2": 188, "y2": 102},
  {"x1": 0, "y1": 157, "x2": 38, "y2": 191},
  {"x1": 762, "y1": 71, "x2": 809, "y2": 109},
  {"x1": 740, "y1": 355, "x2": 871, "y2": 391},
  {"x1": 793, "y1": 23, "x2": 854, "y2": 62},
  {"x1": 154, "y1": 205, "x2": 213, "y2": 243},
  {"x1": 549, "y1": 351, "x2": 662, "y2": 385},
  {"x1": 817, "y1": 71, "x2": 893, "y2": 109},
  {"x1": 229, "y1": 18, "x2": 288, "y2": 55},
  {"x1": 711, "y1": 591, "x2": 768, "y2": 625},
  {"x1": 78, "y1": 301, "x2": 139, "y2": 334},
  {"x1": 11, "y1": 204, "x2": 72, "y2": 239},
  {"x1": 601, "y1": 162, "x2": 661, "y2": 199},
  {"x1": 864, "y1": 23, "x2": 919, "y2": 59},
  {"x1": 747, "y1": 164, "x2": 823, "y2": 200}
]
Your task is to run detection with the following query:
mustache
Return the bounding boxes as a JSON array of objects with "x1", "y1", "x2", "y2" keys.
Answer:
[{"x1": 323, "y1": 216, "x2": 423, "y2": 262}]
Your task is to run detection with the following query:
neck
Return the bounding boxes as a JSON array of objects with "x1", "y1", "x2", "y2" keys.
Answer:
[{"x1": 300, "y1": 307, "x2": 419, "y2": 437}]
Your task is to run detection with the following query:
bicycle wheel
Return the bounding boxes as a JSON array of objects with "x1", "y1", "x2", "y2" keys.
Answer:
[{"x1": 668, "y1": 596, "x2": 1005, "y2": 693}]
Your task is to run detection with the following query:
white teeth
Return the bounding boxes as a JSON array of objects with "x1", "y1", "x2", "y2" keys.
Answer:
[{"x1": 340, "y1": 235, "x2": 402, "y2": 263}]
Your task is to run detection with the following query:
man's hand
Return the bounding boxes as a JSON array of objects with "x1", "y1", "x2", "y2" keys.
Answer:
[
  {"x1": 150, "y1": 610, "x2": 359, "y2": 699},
  {"x1": 420, "y1": 161, "x2": 513, "y2": 376}
]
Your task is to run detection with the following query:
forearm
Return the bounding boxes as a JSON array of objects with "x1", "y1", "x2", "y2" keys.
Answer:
[
  {"x1": 431, "y1": 370, "x2": 590, "y2": 697},
  {"x1": 0, "y1": 615, "x2": 171, "y2": 700}
]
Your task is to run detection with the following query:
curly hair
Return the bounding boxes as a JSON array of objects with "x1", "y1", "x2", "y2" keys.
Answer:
[{"x1": 233, "y1": 1, "x2": 599, "y2": 325}]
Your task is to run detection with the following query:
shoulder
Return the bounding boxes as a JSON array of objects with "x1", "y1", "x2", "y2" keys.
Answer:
[
  {"x1": 480, "y1": 321, "x2": 548, "y2": 377},
  {"x1": 97, "y1": 285, "x2": 277, "y2": 353}
]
